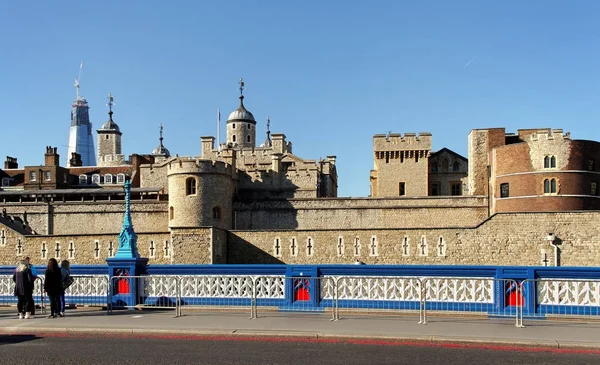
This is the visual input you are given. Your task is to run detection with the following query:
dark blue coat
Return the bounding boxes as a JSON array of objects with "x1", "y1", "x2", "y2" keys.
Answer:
[{"x1": 13, "y1": 268, "x2": 34, "y2": 297}]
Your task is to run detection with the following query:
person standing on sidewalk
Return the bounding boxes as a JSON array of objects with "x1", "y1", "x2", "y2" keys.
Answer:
[
  {"x1": 24, "y1": 257, "x2": 38, "y2": 315},
  {"x1": 59, "y1": 260, "x2": 71, "y2": 317},
  {"x1": 43, "y1": 258, "x2": 62, "y2": 318},
  {"x1": 13, "y1": 259, "x2": 35, "y2": 319}
]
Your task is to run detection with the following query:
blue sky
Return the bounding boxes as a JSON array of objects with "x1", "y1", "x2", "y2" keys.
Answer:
[{"x1": 1, "y1": 1, "x2": 599, "y2": 197}]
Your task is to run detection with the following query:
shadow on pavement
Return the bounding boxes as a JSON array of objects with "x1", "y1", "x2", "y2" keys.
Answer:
[{"x1": 0, "y1": 334, "x2": 40, "y2": 346}]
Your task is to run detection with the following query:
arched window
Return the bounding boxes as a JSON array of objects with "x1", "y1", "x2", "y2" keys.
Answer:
[
  {"x1": 246, "y1": 135, "x2": 251, "y2": 143},
  {"x1": 79, "y1": 174, "x2": 88, "y2": 184},
  {"x1": 169, "y1": 206, "x2": 174, "y2": 220},
  {"x1": 441, "y1": 158, "x2": 449, "y2": 173},
  {"x1": 212, "y1": 206, "x2": 221, "y2": 220},
  {"x1": 91, "y1": 174, "x2": 101, "y2": 184},
  {"x1": 116, "y1": 174, "x2": 126, "y2": 184},
  {"x1": 551, "y1": 178, "x2": 557, "y2": 193},
  {"x1": 186, "y1": 177, "x2": 196, "y2": 195},
  {"x1": 544, "y1": 179, "x2": 550, "y2": 193},
  {"x1": 232, "y1": 135, "x2": 236, "y2": 143},
  {"x1": 247, "y1": 123, "x2": 251, "y2": 129},
  {"x1": 232, "y1": 123, "x2": 236, "y2": 129},
  {"x1": 452, "y1": 161, "x2": 460, "y2": 172},
  {"x1": 551, "y1": 156, "x2": 556, "y2": 168},
  {"x1": 104, "y1": 174, "x2": 113, "y2": 184}
]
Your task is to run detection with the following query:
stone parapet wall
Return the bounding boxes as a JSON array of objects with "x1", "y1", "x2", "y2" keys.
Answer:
[
  {"x1": 0, "y1": 201, "x2": 168, "y2": 235},
  {"x1": 233, "y1": 197, "x2": 489, "y2": 230},
  {"x1": 228, "y1": 211, "x2": 600, "y2": 267},
  {"x1": 0, "y1": 232, "x2": 172, "y2": 266}
]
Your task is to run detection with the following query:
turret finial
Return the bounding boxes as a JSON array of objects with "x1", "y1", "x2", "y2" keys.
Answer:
[
  {"x1": 159, "y1": 123, "x2": 164, "y2": 145},
  {"x1": 107, "y1": 93, "x2": 115, "y2": 119},
  {"x1": 238, "y1": 77, "x2": 245, "y2": 102}
]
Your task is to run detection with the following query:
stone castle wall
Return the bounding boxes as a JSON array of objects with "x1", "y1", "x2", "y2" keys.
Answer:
[
  {"x1": 0, "y1": 201, "x2": 168, "y2": 235},
  {"x1": 0, "y1": 231, "x2": 172, "y2": 266},
  {"x1": 233, "y1": 196, "x2": 489, "y2": 230},
  {"x1": 227, "y1": 211, "x2": 600, "y2": 267}
]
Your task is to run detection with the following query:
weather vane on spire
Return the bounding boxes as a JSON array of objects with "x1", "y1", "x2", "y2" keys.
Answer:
[
  {"x1": 266, "y1": 116, "x2": 271, "y2": 134},
  {"x1": 238, "y1": 77, "x2": 245, "y2": 98},
  {"x1": 107, "y1": 93, "x2": 115, "y2": 113},
  {"x1": 159, "y1": 123, "x2": 164, "y2": 143}
]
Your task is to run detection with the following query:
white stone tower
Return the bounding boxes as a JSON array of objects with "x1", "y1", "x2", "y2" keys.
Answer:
[
  {"x1": 97, "y1": 93, "x2": 125, "y2": 166},
  {"x1": 226, "y1": 78, "x2": 256, "y2": 148}
]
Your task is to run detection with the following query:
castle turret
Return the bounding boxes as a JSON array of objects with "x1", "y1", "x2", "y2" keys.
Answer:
[
  {"x1": 370, "y1": 132, "x2": 432, "y2": 197},
  {"x1": 226, "y1": 78, "x2": 256, "y2": 148},
  {"x1": 167, "y1": 158, "x2": 235, "y2": 230},
  {"x1": 97, "y1": 93, "x2": 125, "y2": 166}
]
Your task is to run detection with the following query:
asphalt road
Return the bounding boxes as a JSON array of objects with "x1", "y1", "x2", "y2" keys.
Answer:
[{"x1": 0, "y1": 333, "x2": 598, "y2": 365}]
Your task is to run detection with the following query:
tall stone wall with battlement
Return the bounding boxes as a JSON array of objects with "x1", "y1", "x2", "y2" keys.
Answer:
[
  {"x1": 233, "y1": 196, "x2": 489, "y2": 230},
  {"x1": 0, "y1": 201, "x2": 168, "y2": 236},
  {"x1": 371, "y1": 133, "x2": 432, "y2": 197},
  {"x1": 228, "y1": 211, "x2": 600, "y2": 267}
]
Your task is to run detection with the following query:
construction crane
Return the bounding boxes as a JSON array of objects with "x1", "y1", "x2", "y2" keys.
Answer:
[{"x1": 74, "y1": 61, "x2": 83, "y2": 100}]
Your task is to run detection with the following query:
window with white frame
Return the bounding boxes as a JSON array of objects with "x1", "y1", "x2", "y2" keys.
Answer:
[
  {"x1": 402, "y1": 236, "x2": 410, "y2": 257},
  {"x1": 337, "y1": 236, "x2": 344, "y2": 257},
  {"x1": 117, "y1": 174, "x2": 126, "y2": 184},
  {"x1": 1, "y1": 177, "x2": 10, "y2": 186},
  {"x1": 104, "y1": 174, "x2": 113, "y2": 184},
  {"x1": 29, "y1": 171, "x2": 37, "y2": 182},
  {"x1": 44, "y1": 171, "x2": 51, "y2": 181},
  {"x1": 273, "y1": 237, "x2": 282, "y2": 257},
  {"x1": 149, "y1": 240, "x2": 156, "y2": 258},
  {"x1": 437, "y1": 236, "x2": 446, "y2": 257},
  {"x1": 92, "y1": 174, "x2": 101, "y2": 184},
  {"x1": 68, "y1": 241, "x2": 75, "y2": 259},
  {"x1": 79, "y1": 174, "x2": 88, "y2": 184},
  {"x1": 290, "y1": 237, "x2": 297, "y2": 257},
  {"x1": 306, "y1": 237, "x2": 314, "y2": 257},
  {"x1": 163, "y1": 240, "x2": 171, "y2": 258},
  {"x1": 419, "y1": 236, "x2": 428, "y2": 256},
  {"x1": 94, "y1": 240, "x2": 101, "y2": 259},
  {"x1": 369, "y1": 236, "x2": 378, "y2": 257}
]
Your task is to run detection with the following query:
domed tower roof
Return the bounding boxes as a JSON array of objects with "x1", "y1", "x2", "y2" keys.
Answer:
[
  {"x1": 98, "y1": 93, "x2": 121, "y2": 133},
  {"x1": 227, "y1": 78, "x2": 256, "y2": 123},
  {"x1": 152, "y1": 124, "x2": 170, "y2": 157}
]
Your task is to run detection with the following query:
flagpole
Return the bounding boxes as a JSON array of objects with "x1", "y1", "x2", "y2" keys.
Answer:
[{"x1": 217, "y1": 108, "x2": 221, "y2": 151}]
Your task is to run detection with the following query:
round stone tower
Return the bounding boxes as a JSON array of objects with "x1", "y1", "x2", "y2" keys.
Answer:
[
  {"x1": 167, "y1": 158, "x2": 234, "y2": 230},
  {"x1": 226, "y1": 78, "x2": 256, "y2": 148}
]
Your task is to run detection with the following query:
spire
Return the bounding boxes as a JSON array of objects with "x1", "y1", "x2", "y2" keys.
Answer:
[
  {"x1": 263, "y1": 116, "x2": 272, "y2": 147},
  {"x1": 238, "y1": 77, "x2": 245, "y2": 105},
  {"x1": 107, "y1": 93, "x2": 115, "y2": 120},
  {"x1": 152, "y1": 123, "x2": 170, "y2": 157}
]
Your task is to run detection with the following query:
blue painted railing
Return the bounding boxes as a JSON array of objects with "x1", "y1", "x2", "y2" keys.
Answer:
[{"x1": 2, "y1": 264, "x2": 600, "y2": 318}]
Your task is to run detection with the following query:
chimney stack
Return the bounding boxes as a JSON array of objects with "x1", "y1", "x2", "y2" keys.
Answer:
[
  {"x1": 69, "y1": 152, "x2": 83, "y2": 167},
  {"x1": 44, "y1": 146, "x2": 60, "y2": 166},
  {"x1": 4, "y1": 156, "x2": 18, "y2": 169}
]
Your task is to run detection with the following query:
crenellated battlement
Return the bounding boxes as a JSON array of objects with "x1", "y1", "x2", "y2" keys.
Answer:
[
  {"x1": 530, "y1": 129, "x2": 571, "y2": 141},
  {"x1": 373, "y1": 132, "x2": 432, "y2": 151},
  {"x1": 167, "y1": 157, "x2": 233, "y2": 175}
]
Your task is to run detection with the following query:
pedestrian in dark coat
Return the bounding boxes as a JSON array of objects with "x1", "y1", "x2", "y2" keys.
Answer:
[
  {"x1": 43, "y1": 258, "x2": 62, "y2": 318},
  {"x1": 13, "y1": 259, "x2": 34, "y2": 319}
]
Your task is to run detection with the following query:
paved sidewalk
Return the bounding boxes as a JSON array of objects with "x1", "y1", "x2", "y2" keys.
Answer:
[{"x1": 1, "y1": 308, "x2": 600, "y2": 348}]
